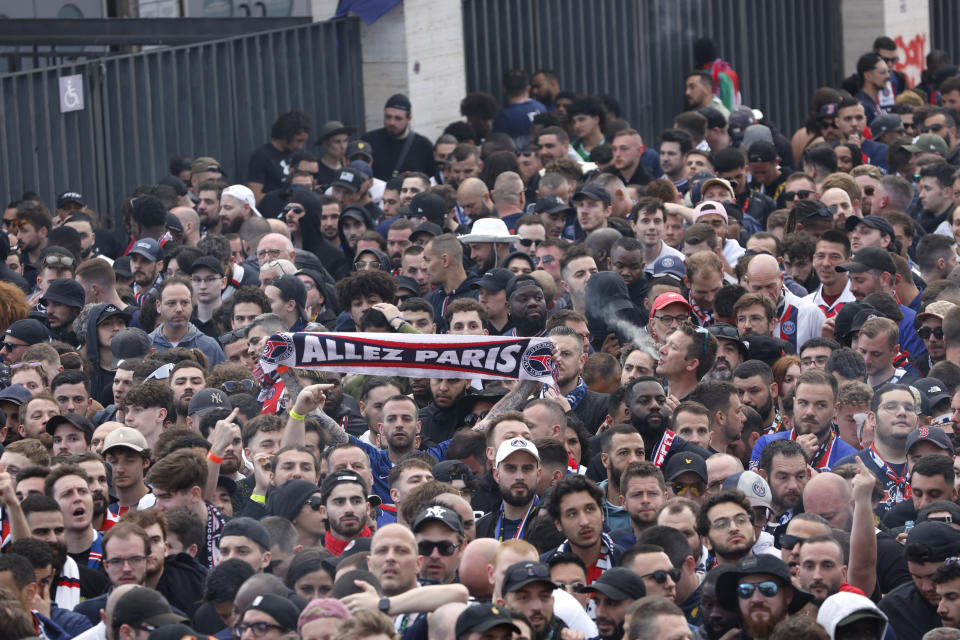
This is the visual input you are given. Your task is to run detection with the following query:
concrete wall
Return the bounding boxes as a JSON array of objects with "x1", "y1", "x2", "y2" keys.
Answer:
[{"x1": 841, "y1": 0, "x2": 930, "y2": 87}]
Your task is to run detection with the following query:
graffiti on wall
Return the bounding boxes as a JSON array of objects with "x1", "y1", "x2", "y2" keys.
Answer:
[{"x1": 893, "y1": 32, "x2": 928, "y2": 87}]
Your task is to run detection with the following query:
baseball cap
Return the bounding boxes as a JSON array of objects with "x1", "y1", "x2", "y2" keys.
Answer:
[
  {"x1": 505, "y1": 274, "x2": 543, "y2": 299},
  {"x1": 221, "y1": 185, "x2": 262, "y2": 217},
  {"x1": 129, "y1": 238, "x2": 163, "y2": 262},
  {"x1": 349, "y1": 160, "x2": 374, "y2": 180},
  {"x1": 340, "y1": 206, "x2": 371, "y2": 226},
  {"x1": 455, "y1": 604, "x2": 520, "y2": 638},
  {"x1": 269, "y1": 275, "x2": 308, "y2": 316},
  {"x1": 102, "y1": 426, "x2": 149, "y2": 454},
  {"x1": 111, "y1": 327, "x2": 152, "y2": 363},
  {"x1": 159, "y1": 176, "x2": 188, "y2": 198},
  {"x1": 572, "y1": 182, "x2": 611, "y2": 205},
  {"x1": 346, "y1": 140, "x2": 374, "y2": 161},
  {"x1": 905, "y1": 424, "x2": 954, "y2": 454},
  {"x1": 95, "y1": 304, "x2": 131, "y2": 327},
  {"x1": 747, "y1": 141, "x2": 777, "y2": 164},
  {"x1": 916, "y1": 300, "x2": 957, "y2": 327},
  {"x1": 729, "y1": 106, "x2": 756, "y2": 133},
  {"x1": 650, "y1": 292, "x2": 693, "y2": 317},
  {"x1": 708, "y1": 323, "x2": 749, "y2": 360},
  {"x1": 834, "y1": 302, "x2": 877, "y2": 342},
  {"x1": 870, "y1": 113, "x2": 902, "y2": 137},
  {"x1": 717, "y1": 555, "x2": 814, "y2": 614},
  {"x1": 0, "y1": 385, "x2": 31, "y2": 406},
  {"x1": 698, "y1": 107, "x2": 727, "y2": 129},
  {"x1": 693, "y1": 199, "x2": 729, "y2": 222},
  {"x1": 318, "y1": 120, "x2": 355, "y2": 141},
  {"x1": 502, "y1": 561, "x2": 554, "y2": 594},
  {"x1": 246, "y1": 593, "x2": 300, "y2": 632},
  {"x1": 395, "y1": 276, "x2": 421, "y2": 297},
  {"x1": 112, "y1": 587, "x2": 188, "y2": 630},
  {"x1": 913, "y1": 378, "x2": 952, "y2": 415},
  {"x1": 385, "y1": 93, "x2": 412, "y2": 111},
  {"x1": 331, "y1": 569, "x2": 381, "y2": 599},
  {"x1": 217, "y1": 475, "x2": 237, "y2": 498},
  {"x1": 164, "y1": 212, "x2": 184, "y2": 234},
  {"x1": 495, "y1": 437, "x2": 540, "y2": 466},
  {"x1": 330, "y1": 168, "x2": 364, "y2": 193},
  {"x1": 474, "y1": 268, "x2": 514, "y2": 294},
  {"x1": 320, "y1": 470, "x2": 368, "y2": 503},
  {"x1": 904, "y1": 133, "x2": 950, "y2": 156},
  {"x1": 836, "y1": 247, "x2": 896, "y2": 275},
  {"x1": 411, "y1": 504, "x2": 464, "y2": 536},
  {"x1": 743, "y1": 335, "x2": 793, "y2": 366},
  {"x1": 699, "y1": 179, "x2": 735, "y2": 201},
  {"x1": 187, "y1": 255, "x2": 225, "y2": 276},
  {"x1": 818, "y1": 103, "x2": 839, "y2": 118},
  {"x1": 411, "y1": 221, "x2": 443, "y2": 241},
  {"x1": 534, "y1": 195, "x2": 570, "y2": 216},
  {"x1": 56, "y1": 191, "x2": 84, "y2": 208},
  {"x1": 113, "y1": 256, "x2": 133, "y2": 278},
  {"x1": 722, "y1": 470, "x2": 773, "y2": 509},
  {"x1": 843, "y1": 215, "x2": 895, "y2": 239},
  {"x1": 187, "y1": 388, "x2": 229, "y2": 417},
  {"x1": 5, "y1": 318, "x2": 50, "y2": 345},
  {"x1": 579, "y1": 567, "x2": 646, "y2": 600},
  {"x1": 221, "y1": 516, "x2": 272, "y2": 552},
  {"x1": 650, "y1": 255, "x2": 685, "y2": 283},
  {"x1": 190, "y1": 157, "x2": 223, "y2": 174},
  {"x1": 406, "y1": 192, "x2": 448, "y2": 224},
  {"x1": 45, "y1": 413, "x2": 94, "y2": 439},
  {"x1": 433, "y1": 460, "x2": 477, "y2": 485},
  {"x1": 906, "y1": 521, "x2": 960, "y2": 561},
  {"x1": 39, "y1": 279, "x2": 85, "y2": 309},
  {"x1": 663, "y1": 452, "x2": 707, "y2": 483}
]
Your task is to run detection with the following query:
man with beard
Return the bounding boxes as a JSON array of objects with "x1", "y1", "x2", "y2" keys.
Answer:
[
  {"x1": 690, "y1": 381, "x2": 745, "y2": 457},
  {"x1": 317, "y1": 471, "x2": 371, "y2": 556},
  {"x1": 148, "y1": 277, "x2": 226, "y2": 367},
  {"x1": 169, "y1": 361, "x2": 205, "y2": 427},
  {"x1": 695, "y1": 566, "x2": 739, "y2": 640},
  {"x1": 419, "y1": 378, "x2": 471, "y2": 447},
  {"x1": 599, "y1": 425, "x2": 647, "y2": 531},
  {"x1": 706, "y1": 324, "x2": 746, "y2": 381},
  {"x1": 506, "y1": 274, "x2": 547, "y2": 337},
  {"x1": 476, "y1": 438, "x2": 541, "y2": 542},
  {"x1": 462, "y1": 218, "x2": 519, "y2": 274},
  {"x1": 361, "y1": 94, "x2": 435, "y2": 182},
  {"x1": 560, "y1": 245, "x2": 598, "y2": 316},
  {"x1": 40, "y1": 279, "x2": 84, "y2": 346},
  {"x1": 102, "y1": 427, "x2": 152, "y2": 516},
  {"x1": 582, "y1": 568, "x2": 647, "y2": 640},
  {"x1": 550, "y1": 325, "x2": 608, "y2": 433},
  {"x1": 21, "y1": 495, "x2": 109, "y2": 605},
  {"x1": 733, "y1": 361, "x2": 779, "y2": 433},
  {"x1": 129, "y1": 237, "x2": 164, "y2": 304},
  {"x1": 797, "y1": 534, "x2": 847, "y2": 612},
  {"x1": 73, "y1": 522, "x2": 154, "y2": 624},
  {"x1": 413, "y1": 504, "x2": 464, "y2": 584},
  {"x1": 72, "y1": 453, "x2": 114, "y2": 533},
  {"x1": 196, "y1": 179, "x2": 226, "y2": 233},
  {"x1": 543, "y1": 475, "x2": 623, "y2": 581},
  {"x1": 45, "y1": 464, "x2": 102, "y2": 571},
  {"x1": 218, "y1": 184, "x2": 260, "y2": 233},
  {"x1": 752, "y1": 370, "x2": 857, "y2": 476},
  {"x1": 697, "y1": 490, "x2": 756, "y2": 566},
  {"x1": 609, "y1": 462, "x2": 666, "y2": 548},
  {"x1": 500, "y1": 561, "x2": 567, "y2": 640},
  {"x1": 625, "y1": 377, "x2": 710, "y2": 467},
  {"x1": 716, "y1": 555, "x2": 813, "y2": 640}
]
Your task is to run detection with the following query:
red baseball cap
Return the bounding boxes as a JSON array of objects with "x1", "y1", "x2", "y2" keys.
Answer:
[{"x1": 650, "y1": 292, "x2": 693, "y2": 318}]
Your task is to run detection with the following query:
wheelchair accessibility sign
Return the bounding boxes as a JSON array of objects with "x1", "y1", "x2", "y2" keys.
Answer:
[{"x1": 59, "y1": 75, "x2": 84, "y2": 113}]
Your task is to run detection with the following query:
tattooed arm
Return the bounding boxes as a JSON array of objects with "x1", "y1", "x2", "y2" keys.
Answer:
[
  {"x1": 279, "y1": 368, "x2": 347, "y2": 447},
  {"x1": 473, "y1": 380, "x2": 539, "y2": 434}
]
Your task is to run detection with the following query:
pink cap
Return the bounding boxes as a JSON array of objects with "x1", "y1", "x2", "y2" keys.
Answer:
[
  {"x1": 693, "y1": 199, "x2": 728, "y2": 223},
  {"x1": 650, "y1": 292, "x2": 693, "y2": 317}
]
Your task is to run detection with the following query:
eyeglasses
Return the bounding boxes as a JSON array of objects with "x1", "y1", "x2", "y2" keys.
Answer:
[
  {"x1": 282, "y1": 204, "x2": 304, "y2": 215},
  {"x1": 922, "y1": 124, "x2": 946, "y2": 133},
  {"x1": 879, "y1": 401, "x2": 919, "y2": 414},
  {"x1": 463, "y1": 410, "x2": 489, "y2": 428},
  {"x1": 672, "y1": 482, "x2": 703, "y2": 497},
  {"x1": 41, "y1": 255, "x2": 75, "y2": 268},
  {"x1": 530, "y1": 254, "x2": 555, "y2": 267},
  {"x1": 862, "y1": 186, "x2": 876, "y2": 197},
  {"x1": 222, "y1": 379, "x2": 256, "y2": 393},
  {"x1": 800, "y1": 355, "x2": 830, "y2": 367},
  {"x1": 417, "y1": 540, "x2": 460, "y2": 556},
  {"x1": 710, "y1": 513, "x2": 751, "y2": 530},
  {"x1": 918, "y1": 327, "x2": 945, "y2": 341},
  {"x1": 5, "y1": 219, "x2": 26, "y2": 231},
  {"x1": 642, "y1": 568, "x2": 682, "y2": 584},
  {"x1": 104, "y1": 555, "x2": 147, "y2": 569},
  {"x1": 518, "y1": 238, "x2": 542, "y2": 247},
  {"x1": 654, "y1": 314, "x2": 688, "y2": 326},
  {"x1": 783, "y1": 190, "x2": 814, "y2": 201},
  {"x1": 233, "y1": 622, "x2": 286, "y2": 638},
  {"x1": 305, "y1": 496, "x2": 324, "y2": 511},
  {"x1": 779, "y1": 534, "x2": 807, "y2": 550},
  {"x1": 256, "y1": 248, "x2": 284, "y2": 260},
  {"x1": 354, "y1": 260, "x2": 380, "y2": 270},
  {"x1": 737, "y1": 580, "x2": 780, "y2": 599}
]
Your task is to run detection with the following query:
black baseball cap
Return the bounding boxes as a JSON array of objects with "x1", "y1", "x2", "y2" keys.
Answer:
[
  {"x1": 911, "y1": 379, "x2": 952, "y2": 416},
  {"x1": 411, "y1": 221, "x2": 443, "y2": 241},
  {"x1": 269, "y1": 274, "x2": 308, "y2": 316},
  {"x1": 114, "y1": 255, "x2": 133, "y2": 278},
  {"x1": 187, "y1": 255, "x2": 225, "y2": 276},
  {"x1": 187, "y1": 388, "x2": 229, "y2": 417},
  {"x1": 844, "y1": 215, "x2": 895, "y2": 239},
  {"x1": 56, "y1": 191, "x2": 84, "y2": 208},
  {"x1": 221, "y1": 516, "x2": 271, "y2": 552},
  {"x1": 112, "y1": 587, "x2": 188, "y2": 630},
  {"x1": 501, "y1": 561, "x2": 554, "y2": 594},
  {"x1": 5, "y1": 318, "x2": 50, "y2": 345},
  {"x1": 663, "y1": 452, "x2": 707, "y2": 483},
  {"x1": 534, "y1": 195, "x2": 570, "y2": 216},
  {"x1": 330, "y1": 168, "x2": 365, "y2": 193},
  {"x1": 407, "y1": 192, "x2": 448, "y2": 224},
  {"x1": 716, "y1": 555, "x2": 814, "y2": 614},
  {"x1": 411, "y1": 505, "x2": 464, "y2": 536},
  {"x1": 475, "y1": 268, "x2": 515, "y2": 294},
  {"x1": 96, "y1": 304, "x2": 132, "y2": 327},
  {"x1": 834, "y1": 302, "x2": 877, "y2": 342},
  {"x1": 906, "y1": 521, "x2": 960, "y2": 562},
  {"x1": 579, "y1": 567, "x2": 646, "y2": 600},
  {"x1": 40, "y1": 279, "x2": 85, "y2": 309},
  {"x1": 747, "y1": 141, "x2": 777, "y2": 163},
  {"x1": 708, "y1": 323, "x2": 749, "y2": 360},
  {"x1": 395, "y1": 276, "x2": 421, "y2": 297},
  {"x1": 836, "y1": 246, "x2": 896, "y2": 275},
  {"x1": 320, "y1": 470, "x2": 368, "y2": 504},
  {"x1": 45, "y1": 413, "x2": 95, "y2": 438},
  {"x1": 455, "y1": 604, "x2": 520, "y2": 638},
  {"x1": 245, "y1": 593, "x2": 300, "y2": 632},
  {"x1": 905, "y1": 425, "x2": 955, "y2": 454},
  {"x1": 572, "y1": 182, "x2": 611, "y2": 205},
  {"x1": 346, "y1": 140, "x2": 374, "y2": 161},
  {"x1": 385, "y1": 93, "x2": 412, "y2": 111},
  {"x1": 164, "y1": 212, "x2": 184, "y2": 233},
  {"x1": 743, "y1": 335, "x2": 793, "y2": 366}
]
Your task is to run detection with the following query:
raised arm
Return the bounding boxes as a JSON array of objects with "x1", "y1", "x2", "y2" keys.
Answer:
[
  {"x1": 847, "y1": 458, "x2": 878, "y2": 597},
  {"x1": 473, "y1": 380, "x2": 539, "y2": 434},
  {"x1": 341, "y1": 580, "x2": 469, "y2": 614},
  {"x1": 279, "y1": 371, "x2": 346, "y2": 448}
]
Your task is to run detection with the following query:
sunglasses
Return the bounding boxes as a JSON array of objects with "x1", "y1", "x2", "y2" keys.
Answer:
[
  {"x1": 738, "y1": 581, "x2": 780, "y2": 599},
  {"x1": 819, "y1": 119, "x2": 839, "y2": 130},
  {"x1": 463, "y1": 410, "x2": 489, "y2": 428},
  {"x1": 222, "y1": 379, "x2": 256, "y2": 393},
  {"x1": 0, "y1": 342, "x2": 25, "y2": 352},
  {"x1": 779, "y1": 534, "x2": 806, "y2": 550},
  {"x1": 305, "y1": 496, "x2": 324, "y2": 511},
  {"x1": 918, "y1": 326, "x2": 945, "y2": 341},
  {"x1": 922, "y1": 124, "x2": 946, "y2": 133},
  {"x1": 530, "y1": 254, "x2": 555, "y2": 267},
  {"x1": 642, "y1": 568, "x2": 682, "y2": 585},
  {"x1": 41, "y1": 255, "x2": 75, "y2": 268},
  {"x1": 797, "y1": 206, "x2": 833, "y2": 223},
  {"x1": 417, "y1": 540, "x2": 460, "y2": 556},
  {"x1": 672, "y1": 482, "x2": 703, "y2": 497},
  {"x1": 282, "y1": 204, "x2": 304, "y2": 215},
  {"x1": 518, "y1": 238, "x2": 542, "y2": 247},
  {"x1": 783, "y1": 190, "x2": 814, "y2": 201}
]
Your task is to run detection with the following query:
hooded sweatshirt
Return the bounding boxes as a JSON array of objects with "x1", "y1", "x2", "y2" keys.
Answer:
[
  {"x1": 817, "y1": 591, "x2": 889, "y2": 640},
  {"x1": 289, "y1": 190, "x2": 348, "y2": 279},
  {"x1": 148, "y1": 322, "x2": 226, "y2": 368},
  {"x1": 84, "y1": 303, "x2": 125, "y2": 405},
  {"x1": 584, "y1": 271, "x2": 648, "y2": 351}
]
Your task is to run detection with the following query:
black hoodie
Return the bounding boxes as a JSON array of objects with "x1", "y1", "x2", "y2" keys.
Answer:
[
  {"x1": 84, "y1": 303, "x2": 128, "y2": 406},
  {"x1": 288, "y1": 190, "x2": 348, "y2": 279},
  {"x1": 584, "y1": 271, "x2": 648, "y2": 352}
]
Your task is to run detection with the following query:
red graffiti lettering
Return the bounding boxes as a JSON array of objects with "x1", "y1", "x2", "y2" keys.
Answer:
[{"x1": 894, "y1": 33, "x2": 928, "y2": 86}]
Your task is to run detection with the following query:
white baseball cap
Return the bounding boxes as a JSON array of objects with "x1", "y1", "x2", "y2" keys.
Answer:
[
  {"x1": 495, "y1": 438, "x2": 540, "y2": 466},
  {"x1": 722, "y1": 470, "x2": 772, "y2": 509},
  {"x1": 221, "y1": 184, "x2": 263, "y2": 218}
]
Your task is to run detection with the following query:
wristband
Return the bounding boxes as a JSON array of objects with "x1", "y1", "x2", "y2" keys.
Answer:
[
  {"x1": 251, "y1": 494, "x2": 266, "y2": 504},
  {"x1": 289, "y1": 409, "x2": 307, "y2": 421},
  {"x1": 206, "y1": 451, "x2": 224, "y2": 464}
]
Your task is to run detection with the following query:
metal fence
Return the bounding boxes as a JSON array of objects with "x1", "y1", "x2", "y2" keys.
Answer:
[
  {"x1": 931, "y1": 0, "x2": 960, "y2": 71},
  {"x1": 462, "y1": 0, "x2": 842, "y2": 147},
  {"x1": 0, "y1": 18, "x2": 364, "y2": 227}
]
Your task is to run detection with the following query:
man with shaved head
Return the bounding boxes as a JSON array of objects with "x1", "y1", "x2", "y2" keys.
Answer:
[
  {"x1": 429, "y1": 602, "x2": 469, "y2": 640},
  {"x1": 171, "y1": 206, "x2": 201, "y2": 247},
  {"x1": 742, "y1": 253, "x2": 826, "y2": 350},
  {"x1": 457, "y1": 177, "x2": 493, "y2": 222},
  {"x1": 706, "y1": 453, "x2": 743, "y2": 498},
  {"x1": 802, "y1": 472, "x2": 854, "y2": 531},
  {"x1": 458, "y1": 538, "x2": 498, "y2": 600},
  {"x1": 255, "y1": 233, "x2": 297, "y2": 266},
  {"x1": 493, "y1": 171, "x2": 527, "y2": 231},
  {"x1": 368, "y1": 523, "x2": 422, "y2": 596}
]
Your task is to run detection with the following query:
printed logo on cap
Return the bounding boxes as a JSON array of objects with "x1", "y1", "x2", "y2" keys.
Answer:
[
  {"x1": 781, "y1": 321, "x2": 796, "y2": 335},
  {"x1": 520, "y1": 341, "x2": 553, "y2": 378},
  {"x1": 424, "y1": 505, "x2": 447, "y2": 519},
  {"x1": 930, "y1": 386, "x2": 943, "y2": 394},
  {"x1": 661, "y1": 257, "x2": 676, "y2": 268},
  {"x1": 919, "y1": 426, "x2": 930, "y2": 437},
  {"x1": 62, "y1": 192, "x2": 82, "y2": 200},
  {"x1": 209, "y1": 391, "x2": 224, "y2": 405},
  {"x1": 752, "y1": 479, "x2": 767, "y2": 497},
  {"x1": 252, "y1": 595, "x2": 263, "y2": 606},
  {"x1": 136, "y1": 241, "x2": 151, "y2": 249},
  {"x1": 510, "y1": 438, "x2": 528, "y2": 448},
  {"x1": 339, "y1": 171, "x2": 353, "y2": 181}
]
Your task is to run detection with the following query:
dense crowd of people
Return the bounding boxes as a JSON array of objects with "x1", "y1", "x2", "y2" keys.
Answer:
[{"x1": 4, "y1": 34, "x2": 960, "y2": 640}]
